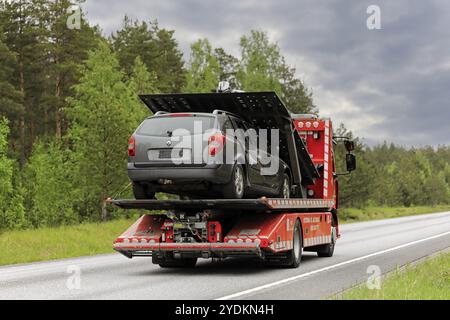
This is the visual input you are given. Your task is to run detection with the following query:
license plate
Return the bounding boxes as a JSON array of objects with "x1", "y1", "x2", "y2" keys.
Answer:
[
  {"x1": 159, "y1": 149, "x2": 179, "y2": 159},
  {"x1": 148, "y1": 149, "x2": 190, "y2": 161}
]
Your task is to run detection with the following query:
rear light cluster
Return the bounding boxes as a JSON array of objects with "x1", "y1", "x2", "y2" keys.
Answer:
[
  {"x1": 297, "y1": 121, "x2": 320, "y2": 129},
  {"x1": 208, "y1": 132, "x2": 226, "y2": 156},
  {"x1": 226, "y1": 238, "x2": 270, "y2": 247},
  {"x1": 128, "y1": 135, "x2": 135, "y2": 157}
]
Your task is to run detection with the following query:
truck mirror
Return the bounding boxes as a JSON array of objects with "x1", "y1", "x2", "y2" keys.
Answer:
[
  {"x1": 346, "y1": 153, "x2": 356, "y2": 172},
  {"x1": 344, "y1": 140, "x2": 355, "y2": 152}
]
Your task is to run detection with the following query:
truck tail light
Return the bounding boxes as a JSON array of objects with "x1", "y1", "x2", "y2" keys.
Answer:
[
  {"x1": 208, "y1": 221, "x2": 222, "y2": 242},
  {"x1": 208, "y1": 133, "x2": 225, "y2": 156},
  {"x1": 128, "y1": 135, "x2": 135, "y2": 157}
]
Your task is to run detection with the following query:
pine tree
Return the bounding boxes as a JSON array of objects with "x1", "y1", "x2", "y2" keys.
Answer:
[
  {"x1": 0, "y1": 0, "x2": 46, "y2": 165},
  {"x1": 214, "y1": 47, "x2": 239, "y2": 86},
  {"x1": 112, "y1": 17, "x2": 185, "y2": 93},
  {"x1": 0, "y1": 32, "x2": 23, "y2": 123},
  {"x1": 41, "y1": 0, "x2": 100, "y2": 140}
]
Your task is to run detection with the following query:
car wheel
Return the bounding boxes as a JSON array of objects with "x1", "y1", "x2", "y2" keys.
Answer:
[
  {"x1": 279, "y1": 174, "x2": 291, "y2": 199},
  {"x1": 223, "y1": 164, "x2": 245, "y2": 199},
  {"x1": 132, "y1": 182, "x2": 155, "y2": 199}
]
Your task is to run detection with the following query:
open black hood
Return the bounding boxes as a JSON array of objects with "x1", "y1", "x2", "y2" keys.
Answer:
[{"x1": 139, "y1": 92, "x2": 319, "y2": 191}]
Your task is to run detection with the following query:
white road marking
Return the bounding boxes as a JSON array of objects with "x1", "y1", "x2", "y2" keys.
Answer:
[
  {"x1": 216, "y1": 230, "x2": 450, "y2": 300},
  {"x1": 0, "y1": 255, "x2": 122, "y2": 280}
]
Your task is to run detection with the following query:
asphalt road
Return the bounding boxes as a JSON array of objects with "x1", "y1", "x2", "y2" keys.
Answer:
[{"x1": 1, "y1": 211, "x2": 449, "y2": 300}]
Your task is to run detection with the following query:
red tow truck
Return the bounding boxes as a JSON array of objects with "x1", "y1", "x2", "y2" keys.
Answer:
[{"x1": 108, "y1": 92, "x2": 356, "y2": 268}]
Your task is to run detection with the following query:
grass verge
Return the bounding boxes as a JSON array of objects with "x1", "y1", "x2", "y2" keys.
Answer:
[
  {"x1": 0, "y1": 218, "x2": 136, "y2": 266},
  {"x1": 339, "y1": 205, "x2": 450, "y2": 223},
  {"x1": 340, "y1": 251, "x2": 450, "y2": 299},
  {"x1": 1, "y1": 205, "x2": 449, "y2": 266}
]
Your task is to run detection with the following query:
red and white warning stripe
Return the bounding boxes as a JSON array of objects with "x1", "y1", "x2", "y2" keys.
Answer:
[
  {"x1": 323, "y1": 120, "x2": 330, "y2": 198},
  {"x1": 304, "y1": 235, "x2": 332, "y2": 247}
]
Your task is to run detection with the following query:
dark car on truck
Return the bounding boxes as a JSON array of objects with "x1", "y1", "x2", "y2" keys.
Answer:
[{"x1": 127, "y1": 110, "x2": 292, "y2": 199}]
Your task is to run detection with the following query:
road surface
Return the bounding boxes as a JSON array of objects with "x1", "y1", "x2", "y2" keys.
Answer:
[{"x1": 1, "y1": 211, "x2": 449, "y2": 300}]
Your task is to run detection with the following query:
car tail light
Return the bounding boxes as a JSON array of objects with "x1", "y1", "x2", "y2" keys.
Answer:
[
  {"x1": 128, "y1": 135, "x2": 135, "y2": 157},
  {"x1": 208, "y1": 133, "x2": 225, "y2": 156}
]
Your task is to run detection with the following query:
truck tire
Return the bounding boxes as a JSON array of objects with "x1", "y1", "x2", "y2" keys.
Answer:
[
  {"x1": 316, "y1": 226, "x2": 336, "y2": 257},
  {"x1": 265, "y1": 219, "x2": 302, "y2": 268},
  {"x1": 153, "y1": 256, "x2": 197, "y2": 268},
  {"x1": 279, "y1": 174, "x2": 291, "y2": 198},
  {"x1": 132, "y1": 182, "x2": 155, "y2": 200},
  {"x1": 222, "y1": 164, "x2": 245, "y2": 199},
  {"x1": 286, "y1": 219, "x2": 302, "y2": 267}
]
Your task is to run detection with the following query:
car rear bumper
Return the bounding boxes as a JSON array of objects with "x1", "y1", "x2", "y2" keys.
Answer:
[{"x1": 127, "y1": 163, "x2": 233, "y2": 184}]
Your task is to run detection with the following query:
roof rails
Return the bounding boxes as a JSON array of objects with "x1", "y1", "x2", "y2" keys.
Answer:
[
  {"x1": 212, "y1": 109, "x2": 241, "y2": 118},
  {"x1": 291, "y1": 113, "x2": 319, "y2": 120},
  {"x1": 154, "y1": 111, "x2": 170, "y2": 116}
]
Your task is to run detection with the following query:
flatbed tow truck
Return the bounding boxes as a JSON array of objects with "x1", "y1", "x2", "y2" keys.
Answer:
[{"x1": 108, "y1": 91, "x2": 356, "y2": 268}]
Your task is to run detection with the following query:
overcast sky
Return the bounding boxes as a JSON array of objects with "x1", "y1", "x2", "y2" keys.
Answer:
[{"x1": 82, "y1": 0, "x2": 450, "y2": 147}]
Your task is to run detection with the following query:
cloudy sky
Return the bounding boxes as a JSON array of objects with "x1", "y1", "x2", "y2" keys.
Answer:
[{"x1": 82, "y1": 0, "x2": 450, "y2": 147}]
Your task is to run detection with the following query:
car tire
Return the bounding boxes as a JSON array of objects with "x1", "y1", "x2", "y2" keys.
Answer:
[
  {"x1": 279, "y1": 173, "x2": 291, "y2": 199},
  {"x1": 132, "y1": 182, "x2": 155, "y2": 200},
  {"x1": 223, "y1": 164, "x2": 245, "y2": 199}
]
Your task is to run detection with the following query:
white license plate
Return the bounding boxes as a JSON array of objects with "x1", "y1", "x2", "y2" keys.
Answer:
[{"x1": 148, "y1": 149, "x2": 191, "y2": 161}]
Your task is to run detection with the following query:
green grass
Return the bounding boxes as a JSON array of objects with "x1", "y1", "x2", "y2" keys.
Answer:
[
  {"x1": 0, "y1": 218, "x2": 136, "y2": 266},
  {"x1": 1, "y1": 205, "x2": 449, "y2": 266},
  {"x1": 339, "y1": 205, "x2": 450, "y2": 223},
  {"x1": 340, "y1": 252, "x2": 450, "y2": 299}
]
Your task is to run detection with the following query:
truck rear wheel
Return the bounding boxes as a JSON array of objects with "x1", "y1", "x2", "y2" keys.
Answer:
[
  {"x1": 316, "y1": 226, "x2": 336, "y2": 257},
  {"x1": 286, "y1": 219, "x2": 302, "y2": 267},
  {"x1": 265, "y1": 219, "x2": 302, "y2": 268},
  {"x1": 153, "y1": 256, "x2": 197, "y2": 268}
]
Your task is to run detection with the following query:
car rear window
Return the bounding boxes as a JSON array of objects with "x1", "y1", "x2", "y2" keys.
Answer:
[{"x1": 138, "y1": 115, "x2": 216, "y2": 136}]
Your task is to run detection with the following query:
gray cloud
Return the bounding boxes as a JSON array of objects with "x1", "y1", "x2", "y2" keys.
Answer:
[{"x1": 82, "y1": 0, "x2": 450, "y2": 146}]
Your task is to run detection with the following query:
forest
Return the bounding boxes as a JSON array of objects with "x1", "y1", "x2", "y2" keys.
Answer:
[{"x1": 1, "y1": 0, "x2": 449, "y2": 231}]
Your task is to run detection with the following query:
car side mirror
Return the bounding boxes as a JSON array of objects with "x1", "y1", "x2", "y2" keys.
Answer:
[
  {"x1": 344, "y1": 140, "x2": 355, "y2": 152},
  {"x1": 346, "y1": 153, "x2": 356, "y2": 172}
]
